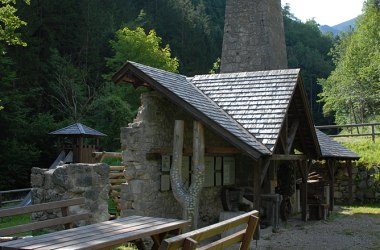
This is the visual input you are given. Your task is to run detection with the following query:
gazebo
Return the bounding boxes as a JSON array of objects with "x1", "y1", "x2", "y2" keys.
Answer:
[{"x1": 49, "y1": 123, "x2": 106, "y2": 163}]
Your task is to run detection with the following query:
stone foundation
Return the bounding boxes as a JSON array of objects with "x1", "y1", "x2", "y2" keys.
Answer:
[{"x1": 31, "y1": 163, "x2": 110, "y2": 227}]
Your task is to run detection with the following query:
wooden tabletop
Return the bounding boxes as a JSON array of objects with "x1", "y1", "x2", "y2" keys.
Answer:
[{"x1": 0, "y1": 216, "x2": 189, "y2": 250}]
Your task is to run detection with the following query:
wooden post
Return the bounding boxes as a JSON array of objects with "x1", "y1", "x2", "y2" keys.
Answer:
[
  {"x1": 372, "y1": 124, "x2": 375, "y2": 143},
  {"x1": 253, "y1": 159, "x2": 261, "y2": 211},
  {"x1": 170, "y1": 120, "x2": 205, "y2": 230},
  {"x1": 327, "y1": 159, "x2": 335, "y2": 211},
  {"x1": 346, "y1": 160, "x2": 353, "y2": 204},
  {"x1": 298, "y1": 160, "x2": 309, "y2": 221}
]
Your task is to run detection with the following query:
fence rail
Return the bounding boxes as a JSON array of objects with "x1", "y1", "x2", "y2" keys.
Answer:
[
  {"x1": 0, "y1": 188, "x2": 31, "y2": 207},
  {"x1": 316, "y1": 122, "x2": 380, "y2": 142}
]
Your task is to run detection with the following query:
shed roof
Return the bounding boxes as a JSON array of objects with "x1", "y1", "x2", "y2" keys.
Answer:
[
  {"x1": 316, "y1": 129, "x2": 360, "y2": 160},
  {"x1": 112, "y1": 61, "x2": 320, "y2": 159},
  {"x1": 49, "y1": 123, "x2": 106, "y2": 137}
]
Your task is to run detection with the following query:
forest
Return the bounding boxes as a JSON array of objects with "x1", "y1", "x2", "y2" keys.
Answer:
[{"x1": 1, "y1": 0, "x2": 379, "y2": 190}]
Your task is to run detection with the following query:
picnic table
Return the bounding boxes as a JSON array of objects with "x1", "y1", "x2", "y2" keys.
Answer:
[{"x1": 0, "y1": 215, "x2": 189, "y2": 250}]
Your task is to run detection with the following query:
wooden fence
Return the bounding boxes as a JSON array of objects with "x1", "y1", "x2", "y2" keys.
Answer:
[
  {"x1": 316, "y1": 122, "x2": 380, "y2": 142},
  {"x1": 93, "y1": 152, "x2": 125, "y2": 214},
  {"x1": 0, "y1": 188, "x2": 31, "y2": 207}
]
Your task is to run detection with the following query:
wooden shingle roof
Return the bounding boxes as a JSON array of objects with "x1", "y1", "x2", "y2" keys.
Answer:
[
  {"x1": 113, "y1": 61, "x2": 321, "y2": 159},
  {"x1": 113, "y1": 62, "x2": 270, "y2": 159},
  {"x1": 49, "y1": 123, "x2": 106, "y2": 137},
  {"x1": 191, "y1": 70, "x2": 299, "y2": 151},
  {"x1": 316, "y1": 129, "x2": 360, "y2": 160}
]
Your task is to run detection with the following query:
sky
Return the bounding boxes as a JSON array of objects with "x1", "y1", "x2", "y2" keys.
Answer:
[{"x1": 281, "y1": 0, "x2": 365, "y2": 26}]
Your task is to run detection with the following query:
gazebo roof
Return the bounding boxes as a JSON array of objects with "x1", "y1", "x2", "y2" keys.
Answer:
[
  {"x1": 49, "y1": 123, "x2": 106, "y2": 137},
  {"x1": 316, "y1": 129, "x2": 360, "y2": 160}
]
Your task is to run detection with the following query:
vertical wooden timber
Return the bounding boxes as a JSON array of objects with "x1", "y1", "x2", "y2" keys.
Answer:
[
  {"x1": 298, "y1": 160, "x2": 309, "y2": 221},
  {"x1": 253, "y1": 159, "x2": 261, "y2": 210},
  {"x1": 79, "y1": 137, "x2": 84, "y2": 163},
  {"x1": 346, "y1": 160, "x2": 353, "y2": 204},
  {"x1": 327, "y1": 159, "x2": 335, "y2": 211},
  {"x1": 191, "y1": 120, "x2": 205, "y2": 230}
]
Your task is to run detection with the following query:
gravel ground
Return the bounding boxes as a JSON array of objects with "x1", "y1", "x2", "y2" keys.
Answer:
[{"x1": 255, "y1": 208, "x2": 380, "y2": 250}]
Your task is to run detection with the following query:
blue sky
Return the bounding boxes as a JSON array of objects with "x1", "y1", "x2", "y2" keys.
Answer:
[{"x1": 281, "y1": 0, "x2": 365, "y2": 26}]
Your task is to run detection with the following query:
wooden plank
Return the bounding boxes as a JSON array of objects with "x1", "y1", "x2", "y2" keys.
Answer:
[
  {"x1": 260, "y1": 159, "x2": 271, "y2": 186},
  {"x1": 109, "y1": 173, "x2": 125, "y2": 178},
  {"x1": 109, "y1": 166, "x2": 125, "y2": 171},
  {"x1": 240, "y1": 215, "x2": 259, "y2": 250},
  {"x1": 46, "y1": 219, "x2": 189, "y2": 250},
  {"x1": 0, "y1": 217, "x2": 145, "y2": 248},
  {"x1": 197, "y1": 230, "x2": 245, "y2": 250},
  {"x1": 271, "y1": 154, "x2": 308, "y2": 161},
  {"x1": 110, "y1": 179, "x2": 126, "y2": 184},
  {"x1": 1, "y1": 216, "x2": 163, "y2": 249},
  {"x1": 0, "y1": 198, "x2": 85, "y2": 218},
  {"x1": 160, "y1": 211, "x2": 258, "y2": 250},
  {"x1": 6, "y1": 217, "x2": 188, "y2": 250},
  {"x1": 0, "y1": 213, "x2": 90, "y2": 236},
  {"x1": 183, "y1": 238, "x2": 197, "y2": 250}
]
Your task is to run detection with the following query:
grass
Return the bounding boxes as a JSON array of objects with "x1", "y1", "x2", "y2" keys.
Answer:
[
  {"x1": 339, "y1": 204, "x2": 380, "y2": 216},
  {"x1": 336, "y1": 137, "x2": 380, "y2": 165}
]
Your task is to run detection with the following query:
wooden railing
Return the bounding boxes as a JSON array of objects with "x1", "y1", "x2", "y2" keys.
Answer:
[
  {"x1": 0, "y1": 188, "x2": 31, "y2": 208},
  {"x1": 316, "y1": 122, "x2": 380, "y2": 142},
  {"x1": 93, "y1": 152, "x2": 125, "y2": 215}
]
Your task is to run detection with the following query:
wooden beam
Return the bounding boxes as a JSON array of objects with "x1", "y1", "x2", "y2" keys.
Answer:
[
  {"x1": 286, "y1": 119, "x2": 299, "y2": 154},
  {"x1": 298, "y1": 160, "x2": 310, "y2": 221},
  {"x1": 253, "y1": 159, "x2": 261, "y2": 211},
  {"x1": 260, "y1": 159, "x2": 271, "y2": 186},
  {"x1": 346, "y1": 160, "x2": 353, "y2": 204},
  {"x1": 327, "y1": 159, "x2": 335, "y2": 211},
  {"x1": 271, "y1": 154, "x2": 308, "y2": 161}
]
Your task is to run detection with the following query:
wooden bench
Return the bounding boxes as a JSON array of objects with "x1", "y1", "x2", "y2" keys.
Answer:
[
  {"x1": 0, "y1": 197, "x2": 91, "y2": 239},
  {"x1": 159, "y1": 210, "x2": 259, "y2": 250}
]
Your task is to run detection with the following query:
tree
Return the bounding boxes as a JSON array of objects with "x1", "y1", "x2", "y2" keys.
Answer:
[
  {"x1": 318, "y1": 0, "x2": 380, "y2": 124},
  {"x1": 106, "y1": 26, "x2": 179, "y2": 73},
  {"x1": 0, "y1": 0, "x2": 29, "y2": 48},
  {"x1": 282, "y1": 5, "x2": 335, "y2": 125}
]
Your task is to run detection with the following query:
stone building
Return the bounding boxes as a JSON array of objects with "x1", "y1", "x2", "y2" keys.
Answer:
[{"x1": 113, "y1": 61, "x2": 324, "y2": 226}]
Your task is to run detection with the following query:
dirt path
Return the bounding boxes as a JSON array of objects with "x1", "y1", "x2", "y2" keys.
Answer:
[{"x1": 256, "y1": 209, "x2": 380, "y2": 250}]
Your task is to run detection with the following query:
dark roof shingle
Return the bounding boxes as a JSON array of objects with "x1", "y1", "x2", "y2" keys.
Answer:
[{"x1": 316, "y1": 129, "x2": 360, "y2": 159}]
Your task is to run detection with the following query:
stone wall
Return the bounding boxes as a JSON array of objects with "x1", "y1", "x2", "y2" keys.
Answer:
[
  {"x1": 120, "y1": 91, "x2": 242, "y2": 226},
  {"x1": 312, "y1": 162, "x2": 380, "y2": 204},
  {"x1": 220, "y1": 0, "x2": 287, "y2": 73},
  {"x1": 31, "y1": 163, "x2": 110, "y2": 227}
]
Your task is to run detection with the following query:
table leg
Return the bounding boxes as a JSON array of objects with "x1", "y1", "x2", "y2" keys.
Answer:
[
  {"x1": 151, "y1": 232, "x2": 168, "y2": 250},
  {"x1": 133, "y1": 239, "x2": 147, "y2": 250}
]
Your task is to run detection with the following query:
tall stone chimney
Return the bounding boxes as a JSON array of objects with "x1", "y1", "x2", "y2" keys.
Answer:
[{"x1": 220, "y1": 0, "x2": 288, "y2": 73}]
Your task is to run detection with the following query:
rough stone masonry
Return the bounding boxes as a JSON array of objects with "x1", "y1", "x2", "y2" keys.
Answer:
[
  {"x1": 31, "y1": 163, "x2": 110, "y2": 227},
  {"x1": 220, "y1": 0, "x2": 288, "y2": 73}
]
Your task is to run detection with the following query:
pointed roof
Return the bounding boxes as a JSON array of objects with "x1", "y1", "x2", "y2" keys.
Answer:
[
  {"x1": 113, "y1": 61, "x2": 320, "y2": 159},
  {"x1": 316, "y1": 129, "x2": 360, "y2": 160},
  {"x1": 49, "y1": 123, "x2": 106, "y2": 137}
]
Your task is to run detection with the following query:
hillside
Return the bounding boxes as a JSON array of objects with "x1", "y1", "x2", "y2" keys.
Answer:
[{"x1": 320, "y1": 17, "x2": 357, "y2": 35}]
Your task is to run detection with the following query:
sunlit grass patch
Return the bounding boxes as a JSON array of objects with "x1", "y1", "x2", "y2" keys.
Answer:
[{"x1": 339, "y1": 204, "x2": 380, "y2": 215}]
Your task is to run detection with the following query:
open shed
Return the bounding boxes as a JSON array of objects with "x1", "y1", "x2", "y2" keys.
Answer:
[
  {"x1": 316, "y1": 129, "x2": 360, "y2": 209},
  {"x1": 113, "y1": 61, "x2": 324, "y2": 226}
]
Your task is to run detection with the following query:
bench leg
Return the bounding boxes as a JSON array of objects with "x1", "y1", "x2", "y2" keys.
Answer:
[{"x1": 151, "y1": 232, "x2": 167, "y2": 250}]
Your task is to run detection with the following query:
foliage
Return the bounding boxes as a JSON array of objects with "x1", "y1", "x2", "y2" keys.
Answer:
[
  {"x1": 319, "y1": 0, "x2": 380, "y2": 124},
  {"x1": 340, "y1": 204, "x2": 380, "y2": 215},
  {"x1": 106, "y1": 27, "x2": 179, "y2": 73},
  {"x1": 342, "y1": 140, "x2": 380, "y2": 165},
  {"x1": 0, "y1": 0, "x2": 29, "y2": 48},
  {"x1": 283, "y1": 5, "x2": 335, "y2": 125}
]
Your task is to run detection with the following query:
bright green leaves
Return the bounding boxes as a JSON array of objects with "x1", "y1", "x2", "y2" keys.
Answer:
[
  {"x1": 319, "y1": 1, "x2": 380, "y2": 124},
  {"x1": 0, "y1": 0, "x2": 30, "y2": 47},
  {"x1": 107, "y1": 27, "x2": 179, "y2": 73}
]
